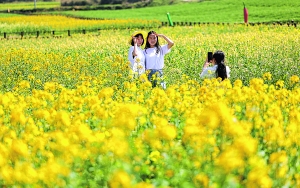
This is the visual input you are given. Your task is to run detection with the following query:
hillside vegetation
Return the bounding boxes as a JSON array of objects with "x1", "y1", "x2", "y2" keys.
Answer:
[
  {"x1": 0, "y1": 0, "x2": 299, "y2": 23},
  {"x1": 49, "y1": 0, "x2": 300, "y2": 23}
]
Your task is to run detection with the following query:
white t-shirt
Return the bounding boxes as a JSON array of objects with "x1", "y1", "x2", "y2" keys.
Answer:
[
  {"x1": 128, "y1": 46, "x2": 146, "y2": 74},
  {"x1": 200, "y1": 65, "x2": 230, "y2": 79},
  {"x1": 144, "y1": 44, "x2": 170, "y2": 70}
]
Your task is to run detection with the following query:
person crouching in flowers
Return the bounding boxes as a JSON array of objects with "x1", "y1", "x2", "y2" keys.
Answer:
[
  {"x1": 144, "y1": 31, "x2": 174, "y2": 89},
  {"x1": 200, "y1": 50, "x2": 230, "y2": 81},
  {"x1": 128, "y1": 31, "x2": 146, "y2": 77}
]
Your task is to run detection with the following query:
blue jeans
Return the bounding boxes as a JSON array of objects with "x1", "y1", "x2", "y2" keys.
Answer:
[{"x1": 147, "y1": 69, "x2": 166, "y2": 89}]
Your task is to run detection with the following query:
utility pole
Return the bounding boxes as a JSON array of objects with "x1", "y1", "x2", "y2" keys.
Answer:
[{"x1": 34, "y1": 0, "x2": 36, "y2": 9}]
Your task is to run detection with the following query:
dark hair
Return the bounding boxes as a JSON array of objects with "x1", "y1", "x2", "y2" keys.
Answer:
[
  {"x1": 213, "y1": 50, "x2": 227, "y2": 81},
  {"x1": 131, "y1": 33, "x2": 144, "y2": 46},
  {"x1": 145, "y1": 30, "x2": 160, "y2": 54}
]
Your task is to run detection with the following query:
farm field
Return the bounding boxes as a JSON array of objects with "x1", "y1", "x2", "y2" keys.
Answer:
[
  {"x1": 54, "y1": 0, "x2": 300, "y2": 23},
  {"x1": 0, "y1": 1, "x2": 60, "y2": 11},
  {"x1": 1, "y1": 23, "x2": 299, "y2": 88},
  {"x1": 0, "y1": 0, "x2": 300, "y2": 23},
  {"x1": 0, "y1": 15, "x2": 161, "y2": 33},
  {"x1": 0, "y1": 0, "x2": 300, "y2": 187},
  {"x1": 0, "y1": 22, "x2": 300, "y2": 187}
]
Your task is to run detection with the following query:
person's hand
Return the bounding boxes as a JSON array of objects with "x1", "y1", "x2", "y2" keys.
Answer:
[
  {"x1": 203, "y1": 60, "x2": 210, "y2": 68},
  {"x1": 156, "y1": 33, "x2": 164, "y2": 37},
  {"x1": 132, "y1": 36, "x2": 137, "y2": 45}
]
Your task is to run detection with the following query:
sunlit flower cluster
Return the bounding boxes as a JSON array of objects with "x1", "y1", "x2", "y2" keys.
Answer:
[{"x1": 0, "y1": 72, "x2": 299, "y2": 187}]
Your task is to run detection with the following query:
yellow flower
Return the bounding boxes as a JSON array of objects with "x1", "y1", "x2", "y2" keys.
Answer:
[
  {"x1": 201, "y1": 102, "x2": 232, "y2": 129},
  {"x1": 135, "y1": 57, "x2": 141, "y2": 63},
  {"x1": 33, "y1": 109, "x2": 51, "y2": 120},
  {"x1": 35, "y1": 79, "x2": 42, "y2": 85},
  {"x1": 276, "y1": 165, "x2": 288, "y2": 178},
  {"x1": 105, "y1": 128, "x2": 129, "y2": 157},
  {"x1": 44, "y1": 82, "x2": 59, "y2": 92},
  {"x1": 0, "y1": 94, "x2": 11, "y2": 107},
  {"x1": 152, "y1": 117, "x2": 176, "y2": 140},
  {"x1": 109, "y1": 170, "x2": 132, "y2": 188},
  {"x1": 265, "y1": 126, "x2": 285, "y2": 146},
  {"x1": 233, "y1": 136, "x2": 257, "y2": 156},
  {"x1": 157, "y1": 124, "x2": 177, "y2": 140},
  {"x1": 11, "y1": 139, "x2": 28, "y2": 157},
  {"x1": 194, "y1": 173, "x2": 209, "y2": 187},
  {"x1": 247, "y1": 167, "x2": 272, "y2": 188},
  {"x1": 295, "y1": 174, "x2": 300, "y2": 187},
  {"x1": 74, "y1": 123, "x2": 93, "y2": 141},
  {"x1": 215, "y1": 148, "x2": 244, "y2": 172},
  {"x1": 18, "y1": 80, "x2": 30, "y2": 89},
  {"x1": 290, "y1": 75, "x2": 299, "y2": 84},
  {"x1": 0, "y1": 165, "x2": 14, "y2": 184},
  {"x1": 142, "y1": 130, "x2": 162, "y2": 150},
  {"x1": 27, "y1": 74, "x2": 35, "y2": 81},
  {"x1": 233, "y1": 79, "x2": 243, "y2": 88},
  {"x1": 54, "y1": 110, "x2": 71, "y2": 127},
  {"x1": 134, "y1": 182, "x2": 154, "y2": 188},
  {"x1": 276, "y1": 80, "x2": 284, "y2": 89},
  {"x1": 250, "y1": 78, "x2": 264, "y2": 91},
  {"x1": 234, "y1": 105, "x2": 242, "y2": 112},
  {"x1": 137, "y1": 64, "x2": 143, "y2": 70},
  {"x1": 111, "y1": 103, "x2": 146, "y2": 130},
  {"x1": 139, "y1": 73, "x2": 148, "y2": 83},
  {"x1": 32, "y1": 65, "x2": 40, "y2": 71},
  {"x1": 148, "y1": 150, "x2": 161, "y2": 162},
  {"x1": 247, "y1": 156, "x2": 272, "y2": 188},
  {"x1": 263, "y1": 72, "x2": 272, "y2": 80},
  {"x1": 10, "y1": 109, "x2": 27, "y2": 125},
  {"x1": 98, "y1": 87, "x2": 114, "y2": 99},
  {"x1": 269, "y1": 151, "x2": 288, "y2": 164},
  {"x1": 13, "y1": 162, "x2": 38, "y2": 184}
]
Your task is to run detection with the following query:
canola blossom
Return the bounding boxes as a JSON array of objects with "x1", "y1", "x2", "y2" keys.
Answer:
[
  {"x1": 0, "y1": 24, "x2": 299, "y2": 187},
  {"x1": 0, "y1": 76, "x2": 299, "y2": 187},
  {"x1": 0, "y1": 15, "x2": 161, "y2": 33}
]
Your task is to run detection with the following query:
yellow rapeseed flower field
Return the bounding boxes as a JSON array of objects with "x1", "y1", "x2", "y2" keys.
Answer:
[
  {"x1": 0, "y1": 20, "x2": 299, "y2": 187},
  {"x1": 0, "y1": 15, "x2": 161, "y2": 33}
]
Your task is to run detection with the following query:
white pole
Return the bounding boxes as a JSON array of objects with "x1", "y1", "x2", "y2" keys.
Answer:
[{"x1": 34, "y1": 0, "x2": 36, "y2": 9}]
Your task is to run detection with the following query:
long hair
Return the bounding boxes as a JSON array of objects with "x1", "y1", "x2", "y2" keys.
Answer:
[
  {"x1": 213, "y1": 51, "x2": 227, "y2": 81},
  {"x1": 130, "y1": 33, "x2": 144, "y2": 46},
  {"x1": 144, "y1": 31, "x2": 160, "y2": 54}
]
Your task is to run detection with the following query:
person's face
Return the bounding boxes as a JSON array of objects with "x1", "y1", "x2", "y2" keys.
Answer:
[
  {"x1": 148, "y1": 34, "x2": 157, "y2": 47},
  {"x1": 135, "y1": 35, "x2": 144, "y2": 46},
  {"x1": 212, "y1": 58, "x2": 216, "y2": 65}
]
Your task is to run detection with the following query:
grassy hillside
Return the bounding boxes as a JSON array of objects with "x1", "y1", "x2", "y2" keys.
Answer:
[
  {"x1": 0, "y1": 1, "x2": 60, "y2": 11},
  {"x1": 0, "y1": 0, "x2": 299, "y2": 23},
  {"x1": 49, "y1": 0, "x2": 300, "y2": 23}
]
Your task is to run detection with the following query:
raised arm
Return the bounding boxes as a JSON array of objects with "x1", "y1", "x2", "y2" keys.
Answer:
[
  {"x1": 132, "y1": 37, "x2": 139, "y2": 57},
  {"x1": 199, "y1": 59, "x2": 211, "y2": 78},
  {"x1": 156, "y1": 34, "x2": 174, "y2": 49}
]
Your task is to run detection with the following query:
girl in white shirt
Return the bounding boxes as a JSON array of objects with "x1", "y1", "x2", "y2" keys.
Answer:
[
  {"x1": 144, "y1": 31, "x2": 174, "y2": 89},
  {"x1": 128, "y1": 31, "x2": 146, "y2": 76},
  {"x1": 200, "y1": 50, "x2": 230, "y2": 81}
]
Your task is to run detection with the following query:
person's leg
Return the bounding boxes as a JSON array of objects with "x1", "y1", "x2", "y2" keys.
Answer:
[
  {"x1": 160, "y1": 80, "x2": 166, "y2": 89},
  {"x1": 147, "y1": 70, "x2": 158, "y2": 88},
  {"x1": 158, "y1": 70, "x2": 166, "y2": 89}
]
